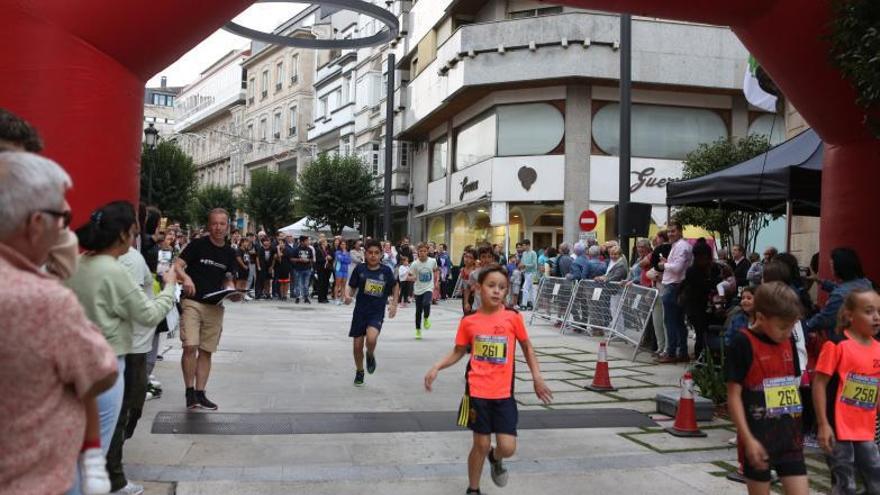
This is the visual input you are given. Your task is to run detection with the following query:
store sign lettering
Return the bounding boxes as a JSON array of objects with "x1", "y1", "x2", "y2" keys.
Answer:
[
  {"x1": 459, "y1": 176, "x2": 480, "y2": 201},
  {"x1": 630, "y1": 167, "x2": 679, "y2": 194}
]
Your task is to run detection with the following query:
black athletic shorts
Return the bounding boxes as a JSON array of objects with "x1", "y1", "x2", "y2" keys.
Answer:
[
  {"x1": 467, "y1": 397, "x2": 518, "y2": 436},
  {"x1": 349, "y1": 309, "x2": 384, "y2": 337},
  {"x1": 739, "y1": 441, "x2": 807, "y2": 482}
]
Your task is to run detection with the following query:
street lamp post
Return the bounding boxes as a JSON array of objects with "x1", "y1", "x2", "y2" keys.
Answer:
[{"x1": 144, "y1": 123, "x2": 159, "y2": 206}]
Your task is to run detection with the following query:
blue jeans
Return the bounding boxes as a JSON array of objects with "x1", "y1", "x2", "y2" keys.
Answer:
[
  {"x1": 662, "y1": 283, "x2": 688, "y2": 358},
  {"x1": 294, "y1": 269, "x2": 312, "y2": 300},
  {"x1": 67, "y1": 356, "x2": 125, "y2": 495}
]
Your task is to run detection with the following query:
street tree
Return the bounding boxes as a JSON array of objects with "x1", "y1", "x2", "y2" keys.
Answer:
[
  {"x1": 189, "y1": 184, "x2": 238, "y2": 227},
  {"x1": 140, "y1": 140, "x2": 197, "y2": 222},
  {"x1": 673, "y1": 134, "x2": 773, "y2": 253},
  {"x1": 241, "y1": 168, "x2": 296, "y2": 234},
  {"x1": 296, "y1": 153, "x2": 380, "y2": 236}
]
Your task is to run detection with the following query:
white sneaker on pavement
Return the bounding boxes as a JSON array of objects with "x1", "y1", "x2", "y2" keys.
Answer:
[
  {"x1": 79, "y1": 448, "x2": 111, "y2": 494},
  {"x1": 111, "y1": 482, "x2": 144, "y2": 495}
]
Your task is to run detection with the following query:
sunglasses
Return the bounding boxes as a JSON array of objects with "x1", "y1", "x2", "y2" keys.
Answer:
[{"x1": 40, "y1": 209, "x2": 72, "y2": 228}]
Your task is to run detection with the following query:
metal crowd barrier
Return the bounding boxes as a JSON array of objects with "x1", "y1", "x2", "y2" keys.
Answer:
[
  {"x1": 563, "y1": 280, "x2": 624, "y2": 337},
  {"x1": 451, "y1": 273, "x2": 465, "y2": 298},
  {"x1": 607, "y1": 283, "x2": 659, "y2": 360},
  {"x1": 529, "y1": 277, "x2": 577, "y2": 326}
]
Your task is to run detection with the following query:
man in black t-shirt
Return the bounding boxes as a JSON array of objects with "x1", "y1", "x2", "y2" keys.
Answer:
[
  {"x1": 290, "y1": 236, "x2": 315, "y2": 303},
  {"x1": 174, "y1": 208, "x2": 239, "y2": 410}
]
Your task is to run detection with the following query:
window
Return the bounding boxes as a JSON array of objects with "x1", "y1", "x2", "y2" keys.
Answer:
[
  {"x1": 288, "y1": 106, "x2": 298, "y2": 136},
  {"x1": 273, "y1": 112, "x2": 282, "y2": 139},
  {"x1": 430, "y1": 136, "x2": 448, "y2": 181},
  {"x1": 342, "y1": 75, "x2": 352, "y2": 104},
  {"x1": 748, "y1": 113, "x2": 785, "y2": 145},
  {"x1": 399, "y1": 142, "x2": 411, "y2": 169},
  {"x1": 290, "y1": 55, "x2": 299, "y2": 83},
  {"x1": 319, "y1": 96, "x2": 329, "y2": 119},
  {"x1": 331, "y1": 89, "x2": 342, "y2": 110},
  {"x1": 248, "y1": 78, "x2": 255, "y2": 103},
  {"x1": 275, "y1": 62, "x2": 284, "y2": 91},
  {"x1": 259, "y1": 117, "x2": 267, "y2": 142},
  {"x1": 371, "y1": 143, "x2": 380, "y2": 175},
  {"x1": 261, "y1": 69, "x2": 268, "y2": 98},
  {"x1": 246, "y1": 123, "x2": 254, "y2": 152},
  {"x1": 454, "y1": 112, "x2": 496, "y2": 170},
  {"x1": 592, "y1": 103, "x2": 728, "y2": 159},
  {"x1": 509, "y1": 6, "x2": 563, "y2": 19},
  {"x1": 497, "y1": 103, "x2": 564, "y2": 156}
]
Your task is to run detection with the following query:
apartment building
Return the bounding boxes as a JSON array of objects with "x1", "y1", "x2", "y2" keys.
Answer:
[
  {"x1": 391, "y1": 0, "x2": 782, "y2": 260},
  {"x1": 144, "y1": 76, "x2": 182, "y2": 137}
]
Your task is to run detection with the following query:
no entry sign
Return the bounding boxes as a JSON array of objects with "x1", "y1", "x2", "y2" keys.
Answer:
[{"x1": 579, "y1": 209, "x2": 598, "y2": 232}]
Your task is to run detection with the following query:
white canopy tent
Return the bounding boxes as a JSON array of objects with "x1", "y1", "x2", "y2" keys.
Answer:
[{"x1": 278, "y1": 217, "x2": 360, "y2": 240}]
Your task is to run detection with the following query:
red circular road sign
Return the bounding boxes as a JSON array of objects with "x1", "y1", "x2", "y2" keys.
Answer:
[{"x1": 579, "y1": 209, "x2": 598, "y2": 232}]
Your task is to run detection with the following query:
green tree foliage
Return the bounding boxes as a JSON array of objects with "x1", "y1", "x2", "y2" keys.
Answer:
[
  {"x1": 673, "y1": 135, "x2": 773, "y2": 252},
  {"x1": 296, "y1": 153, "x2": 380, "y2": 235},
  {"x1": 189, "y1": 185, "x2": 238, "y2": 227},
  {"x1": 140, "y1": 140, "x2": 197, "y2": 223},
  {"x1": 829, "y1": 0, "x2": 880, "y2": 136},
  {"x1": 241, "y1": 169, "x2": 296, "y2": 234}
]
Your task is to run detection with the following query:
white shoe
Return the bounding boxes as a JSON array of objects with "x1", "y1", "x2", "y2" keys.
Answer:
[
  {"x1": 79, "y1": 448, "x2": 111, "y2": 494},
  {"x1": 111, "y1": 482, "x2": 144, "y2": 495},
  {"x1": 148, "y1": 375, "x2": 161, "y2": 388}
]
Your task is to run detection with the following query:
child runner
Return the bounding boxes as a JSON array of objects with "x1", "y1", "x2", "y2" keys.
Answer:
[
  {"x1": 467, "y1": 246, "x2": 497, "y2": 315},
  {"x1": 344, "y1": 240, "x2": 399, "y2": 386},
  {"x1": 398, "y1": 255, "x2": 412, "y2": 307},
  {"x1": 726, "y1": 281, "x2": 808, "y2": 495},
  {"x1": 408, "y1": 243, "x2": 439, "y2": 340},
  {"x1": 813, "y1": 288, "x2": 880, "y2": 493},
  {"x1": 424, "y1": 264, "x2": 553, "y2": 494},
  {"x1": 460, "y1": 249, "x2": 476, "y2": 315}
]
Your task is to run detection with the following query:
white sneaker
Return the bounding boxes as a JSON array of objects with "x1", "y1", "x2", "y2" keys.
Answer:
[
  {"x1": 148, "y1": 375, "x2": 161, "y2": 388},
  {"x1": 79, "y1": 448, "x2": 111, "y2": 494},
  {"x1": 111, "y1": 482, "x2": 144, "y2": 495}
]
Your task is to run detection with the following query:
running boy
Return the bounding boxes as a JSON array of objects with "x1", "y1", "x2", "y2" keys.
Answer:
[
  {"x1": 466, "y1": 246, "x2": 498, "y2": 315},
  {"x1": 408, "y1": 243, "x2": 439, "y2": 340},
  {"x1": 726, "y1": 281, "x2": 808, "y2": 495},
  {"x1": 345, "y1": 240, "x2": 399, "y2": 386},
  {"x1": 424, "y1": 264, "x2": 553, "y2": 494},
  {"x1": 813, "y1": 288, "x2": 880, "y2": 494}
]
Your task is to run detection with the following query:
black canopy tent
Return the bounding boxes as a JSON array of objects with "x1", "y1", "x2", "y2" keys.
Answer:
[
  {"x1": 665, "y1": 128, "x2": 823, "y2": 251},
  {"x1": 666, "y1": 128, "x2": 823, "y2": 216}
]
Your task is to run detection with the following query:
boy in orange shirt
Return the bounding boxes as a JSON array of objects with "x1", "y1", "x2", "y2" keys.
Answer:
[
  {"x1": 813, "y1": 288, "x2": 880, "y2": 494},
  {"x1": 425, "y1": 264, "x2": 553, "y2": 494}
]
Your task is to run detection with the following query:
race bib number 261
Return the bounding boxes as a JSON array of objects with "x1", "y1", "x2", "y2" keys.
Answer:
[{"x1": 474, "y1": 335, "x2": 507, "y2": 365}]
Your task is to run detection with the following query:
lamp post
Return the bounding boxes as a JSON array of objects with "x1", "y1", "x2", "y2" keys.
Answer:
[{"x1": 144, "y1": 123, "x2": 159, "y2": 206}]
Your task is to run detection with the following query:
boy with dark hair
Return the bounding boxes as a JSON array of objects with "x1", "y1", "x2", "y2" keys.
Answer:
[
  {"x1": 407, "y1": 243, "x2": 439, "y2": 340},
  {"x1": 345, "y1": 239, "x2": 399, "y2": 386},
  {"x1": 425, "y1": 264, "x2": 552, "y2": 494},
  {"x1": 726, "y1": 281, "x2": 808, "y2": 495},
  {"x1": 465, "y1": 246, "x2": 497, "y2": 314}
]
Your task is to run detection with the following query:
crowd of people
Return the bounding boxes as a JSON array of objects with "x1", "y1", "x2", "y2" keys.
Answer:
[{"x1": 3, "y1": 104, "x2": 880, "y2": 495}]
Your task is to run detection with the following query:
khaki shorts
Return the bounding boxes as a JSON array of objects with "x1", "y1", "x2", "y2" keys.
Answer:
[{"x1": 180, "y1": 299, "x2": 224, "y2": 353}]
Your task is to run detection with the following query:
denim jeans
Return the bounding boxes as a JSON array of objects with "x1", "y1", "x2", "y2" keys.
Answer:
[
  {"x1": 827, "y1": 440, "x2": 880, "y2": 495},
  {"x1": 294, "y1": 269, "x2": 312, "y2": 300},
  {"x1": 662, "y1": 283, "x2": 687, "y2": 358},
  {"x1": 652, "y1": 284, "x2": 667, "y2": 353}
]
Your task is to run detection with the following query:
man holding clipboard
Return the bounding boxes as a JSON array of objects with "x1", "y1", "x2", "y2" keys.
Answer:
[{"x1": 174, "y1": 208, "x2": 242, "y2": 410}]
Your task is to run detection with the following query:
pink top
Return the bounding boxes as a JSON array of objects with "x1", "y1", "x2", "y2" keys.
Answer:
[
  {"x1": 662, "y1": 238, "x2": 693, "y2": 285},
  {"x1": 0, "y1": 244, "x2": 117, "y2": 495}
]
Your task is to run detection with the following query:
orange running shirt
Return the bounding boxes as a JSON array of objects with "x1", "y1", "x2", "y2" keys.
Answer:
[
  {"x1": 815, "y1": 333, "x2": 880, "y2": 441},
  {"x1": 455, "y1": 308, "x2": 530, "y2": 400}
]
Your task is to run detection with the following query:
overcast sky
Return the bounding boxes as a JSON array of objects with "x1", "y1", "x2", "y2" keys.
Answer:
[{"x1": 146, "y1": 3, "x2": 306, "y2": 88}]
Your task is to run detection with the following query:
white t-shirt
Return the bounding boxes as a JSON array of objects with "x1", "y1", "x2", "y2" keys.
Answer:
[
  {"x1": 398, "y1": 265, "x2": 410, "y2": 282},
  {"x1": 409, "y1": 257, "x2": 437, "y2": 295}
]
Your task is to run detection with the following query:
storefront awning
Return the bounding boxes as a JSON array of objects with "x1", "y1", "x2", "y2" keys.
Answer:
[{"x1": 414, "y1": 194, "x2": 490, "y2": 219}]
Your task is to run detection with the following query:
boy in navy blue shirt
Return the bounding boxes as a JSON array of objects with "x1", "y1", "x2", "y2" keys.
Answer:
[{"x1": 345, "y1": 239, "x2": 399, "y2": 386}]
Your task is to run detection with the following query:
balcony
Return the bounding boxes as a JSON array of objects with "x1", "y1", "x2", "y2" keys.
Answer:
[
  {"x1": 174, "y1": 89, "x2": 246, "y2": 133},
  {"x1": 396, "y1": 12, "x2": 748, "y2": 136},
  {"x1": 290, "y1": 74, "x2": 298, "y2": 85}
]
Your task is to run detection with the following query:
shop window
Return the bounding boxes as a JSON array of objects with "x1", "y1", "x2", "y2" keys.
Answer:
[
  {"x1": 428, "y1": 217, "x2": 446, "y2": 249},
  {"x1": 592, "y1": 103, "x2": 727, "y2": 160},
  {"x1": 534, "y1": 211, "x2": 564, "y2": 227},
  {"x1": 430, "y1": 136, "x2": 448, "y2": 181},
  {"x1": 748, "y1": 113, "x2": 785, "y2": 145},
  {"x1": 497, "y1": 103, "x2": 564, "y2": 156},
  {"x1": 454, "y1": 112, "x2": 496, "y2": 170}
]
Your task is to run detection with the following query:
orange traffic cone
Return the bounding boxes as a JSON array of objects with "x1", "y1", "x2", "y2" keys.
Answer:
[
  {"x1": 665, "y1": 371, "x2": 707, "y2": 437},
  {"x1": 585, "y1": 342, "x2": 617, "y2": 392}
]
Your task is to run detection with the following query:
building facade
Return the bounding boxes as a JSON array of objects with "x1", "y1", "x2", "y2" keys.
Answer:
[
  {"x1": 391, "y1": 0, "x2": 781, "y2": 260},
  {"x1": 144, "y1": 76, "x2": 181, "y2": 137}
]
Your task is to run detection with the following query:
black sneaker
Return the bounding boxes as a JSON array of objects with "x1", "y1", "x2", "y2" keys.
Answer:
[
  {"x1": 304, "y1": 298, "x2": 311, "y2": 304},
  {"x1": 366, "y1": 353, "x2": 377, "y2": 374},
  {"x1": 295, "y1": 298, "x2": 300, "y2": 303},
  {"x1": 488, "y1": 448, "x2": 508, "y2": 487},
  {"x1": 465, "y1": 489, "x2": 481, "y2": 494},
  {"x1": 354, "y1": 370, "x2": 365, "y2": 387},
  {"x1": 195, "y1": 390, "x2": 218, "y2": 410},
  {"x1": 185, "y1": 388, "x2": 197, "y2": 409}
]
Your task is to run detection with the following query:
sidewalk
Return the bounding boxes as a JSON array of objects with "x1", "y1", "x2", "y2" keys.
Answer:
[{"x1": 125, "y1": 299, "x2": 828, "y2": 493}]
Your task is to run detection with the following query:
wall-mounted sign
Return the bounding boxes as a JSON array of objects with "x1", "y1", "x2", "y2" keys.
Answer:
[
  {"x1": 517, "y1": 166, "x2": 537, "y2": 191},
  {"x1": 459, "y1": 176, "x2": 480, "y2": 201},
  {"x1": 590, "y1": 156, "x2": 683, "y2": 206},
  {"x1": 630, "y1": 167, "x2": 679, "y2": 194}
]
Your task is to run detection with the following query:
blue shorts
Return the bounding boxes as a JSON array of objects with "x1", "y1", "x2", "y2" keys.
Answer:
[
  {"x1": 349, "y1": 309, "x2": 384, "y2": 337},
  {"x1": 467, "y1": 396, "x2": 518, "y2": 436}
]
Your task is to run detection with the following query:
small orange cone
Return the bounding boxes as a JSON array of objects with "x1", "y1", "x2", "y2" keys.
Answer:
[
  {"x1": 585, "y1": 342, "x2": 617, "y2": 392},
  {"x1": 665, "y1": 371, "x2": 707, "y2": 437}
]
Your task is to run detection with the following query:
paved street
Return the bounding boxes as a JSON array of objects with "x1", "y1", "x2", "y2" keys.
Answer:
[{"x1": 127, "y1": 299, "x2": 827, "y2": 494}]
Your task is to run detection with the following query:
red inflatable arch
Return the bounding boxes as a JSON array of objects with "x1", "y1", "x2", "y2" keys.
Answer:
[
  {"x1": 550, "y1": 0, "x2": 880, "y2": 281},
  {"x1": 0, "y1": 0, "x2": 255, "y2": 225}
]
